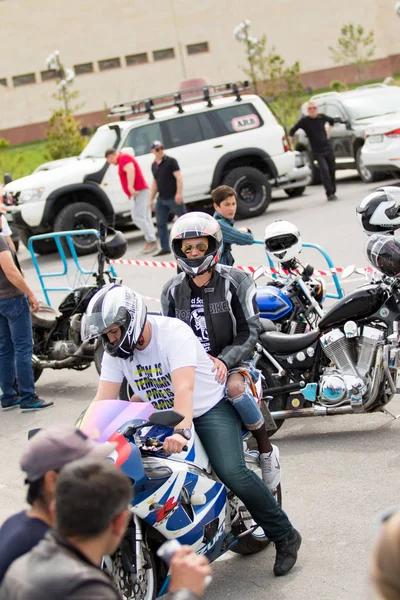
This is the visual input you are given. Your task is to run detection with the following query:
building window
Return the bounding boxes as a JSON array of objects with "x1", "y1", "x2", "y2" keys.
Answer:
[
  {"x1": 126, "y1": 53, "x2": 148, "y2": 67},
  {"x1": 187, "y1": 42, "x2": 209, "y2": 55},
  {"x1": 12, "y1": 73, "x2": 36, "y2": 87},
  {"x1": 98, "y1": 57, "x2": 121, "y2": 71},
  {"x1": 153, "y1": 48, "x2": 175, "y2": 62},
  {"x1": 0, "y1": 78, "x2": 7, "y2": 87},
  {"x1": 41, "y1": 69, "x2": 58, "y2": 82},
  {"x1": 74, "y1": 62, "x2": 94, "y2": 75}
]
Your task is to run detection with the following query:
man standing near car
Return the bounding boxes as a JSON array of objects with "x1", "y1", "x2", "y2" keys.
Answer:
[
  {"x1": 289, "y1": 102, "x2": 337, "y2": 201},
  {"x1": 105, "y1": 149, "x2": 158, "y2": 255},
  {"x1": 150, "y1": 141, "x2": 185, "y2": 257}
]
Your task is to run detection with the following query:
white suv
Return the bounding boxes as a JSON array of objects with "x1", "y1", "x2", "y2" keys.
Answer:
[{"x1": 4, "y1": 83, "x2": 310, "y2": 255}]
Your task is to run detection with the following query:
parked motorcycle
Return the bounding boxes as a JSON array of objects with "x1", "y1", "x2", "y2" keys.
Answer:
[
  {"x1": 31, "y1": 225, "x2": 126, "y2": 381},
  {"x1": 78, "y1": 400, "x2": 281, "y2": 600},
  {"x1": 255, "y1": 258, "x2": 400, "y2": 436},
  {"x1": 255, "y1": 261, "x2": 326, "y2": 335}
]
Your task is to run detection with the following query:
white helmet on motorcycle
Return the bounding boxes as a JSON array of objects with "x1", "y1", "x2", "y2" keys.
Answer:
[
  {"x1": 170, "y1": 212, "x2": 223, "y2": 276},
  {"x1": 264, "y1": 221, "x2": 302, "y2": 263},
  {"x1": 356, "y1": 186, "x2": 400, "y2": 235},
  {"x1": 81, "y1": 284, "x2": 147, "y2": 360}
]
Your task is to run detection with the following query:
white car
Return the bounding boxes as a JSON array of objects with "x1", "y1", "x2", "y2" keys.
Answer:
[
  {"x1": 361, "y1": 111, "x2": 400, "y2": 180},
  {"x1": 4, "y1": 82, "x2": 310, "y2": 255}
]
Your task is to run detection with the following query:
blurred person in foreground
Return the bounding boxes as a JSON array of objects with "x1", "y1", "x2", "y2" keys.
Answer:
[
  {"x1": 371, "y1": 510, "x2": 400, "y2": 600},
  {"x1": 0, "y1": 459, "x2": 211, "y2": 600},
  {"x1": 0, "y1": 425, "x2": 114, "y2": 583}
]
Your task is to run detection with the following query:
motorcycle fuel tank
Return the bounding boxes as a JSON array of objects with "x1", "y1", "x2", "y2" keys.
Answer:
[
  {"x1": 319, "y1": 284, "x2": 386, "y2": 330},
  {"x1": 58, "y1": 285, "x2": 98, "y2": 315},
  {"x1": 256, "y1": 285, "x2": 293, "y2": 321}
]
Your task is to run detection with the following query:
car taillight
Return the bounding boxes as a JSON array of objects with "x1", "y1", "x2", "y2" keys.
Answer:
[
  {"x1": 385, "y1": 128, "x2": 400, "y2": 138},
  {"x1": 282, "y1": 136, "x2": 290, "y2": 152}
]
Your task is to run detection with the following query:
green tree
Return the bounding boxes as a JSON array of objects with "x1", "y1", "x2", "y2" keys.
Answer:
[
  {"x1": 234, "y1": 22, "x2": 304, "y2": 130},
  {"x1": 46, "y1": 110, "x2": 86, "y2": 160},
  {"x1": 329, "y1": 23, "x2": 376, "y2": 82},
  {"x1": 45, "y1": 50, "x2": 86, "y2": 159}
]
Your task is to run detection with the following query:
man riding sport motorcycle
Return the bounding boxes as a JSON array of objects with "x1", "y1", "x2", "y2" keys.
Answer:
[
  {"x1": 161, "y1": 211, "x2": 280, "y2": 489},
  {"x1": 82, "y1": 284, "x2": 302, "y2": 577}
]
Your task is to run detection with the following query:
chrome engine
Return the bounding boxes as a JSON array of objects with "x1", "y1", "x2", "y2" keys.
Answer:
[
  {"x1": 319, "y1": 324, "x2": 384, "y2": 406},
  {"x1": 47, "y1": 315, "x2": 82, "y2": 360}
]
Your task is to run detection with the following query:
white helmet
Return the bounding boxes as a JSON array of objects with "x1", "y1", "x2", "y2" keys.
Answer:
[
  {"x1": 264, "y1": 221, "x2": 302, "y2": 264},
  {"x1": 356, "y1": 186, "x2": 400, "y2": 235},
  {"x1": 81, "y1": 284, "x2": 147, "y2": 360}
]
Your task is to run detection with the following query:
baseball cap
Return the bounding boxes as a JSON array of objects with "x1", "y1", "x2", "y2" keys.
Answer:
[
  {"x1": 21, "y1": 425, "x2": 117, "y2": 483},
  {"x1": 151, "y1": 140, "x2": 163, "y2": 150}
]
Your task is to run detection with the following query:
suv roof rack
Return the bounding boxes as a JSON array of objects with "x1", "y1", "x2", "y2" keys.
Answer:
[{"x1": 108, "y1": 81, "x2": 250, "y2": 121}]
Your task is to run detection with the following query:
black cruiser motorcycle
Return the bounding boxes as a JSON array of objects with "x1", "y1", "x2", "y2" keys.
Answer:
[
  {"x1": 30, "y1": 225, "x2": 126, "y2": 382},
  {"x1": 256, "y1": 234, "x2": 400, "y2": 435}
]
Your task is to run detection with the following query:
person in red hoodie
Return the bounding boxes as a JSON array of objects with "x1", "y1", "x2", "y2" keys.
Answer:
[{"x1": 105, "y1": 149, "x2": 158, "y2": 254}]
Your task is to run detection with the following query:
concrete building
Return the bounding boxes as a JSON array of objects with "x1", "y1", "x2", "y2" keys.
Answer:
[{"x1": 1, "y1": 0, "x2": 400, "y2": 144}]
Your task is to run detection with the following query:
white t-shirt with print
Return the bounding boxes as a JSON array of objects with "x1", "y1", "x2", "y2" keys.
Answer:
[{"x1": 100, "y1": 315, "x2": 224, "y2": 418}]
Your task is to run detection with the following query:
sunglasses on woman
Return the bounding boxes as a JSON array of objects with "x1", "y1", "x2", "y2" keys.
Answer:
[{"x1": 182, "y1": 242, "x2": 208, "y2": 255}]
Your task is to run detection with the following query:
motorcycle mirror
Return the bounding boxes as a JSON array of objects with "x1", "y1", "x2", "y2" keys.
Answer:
[
  {"x1": 149, "y1": 409, "x2": 184, "y2": 428},
  {"x1": 302, "y1": 264, "x2": 314, "y2": 279},
  {"x1": 341, "y1": 265, "x2": 356, "y2": 279}
]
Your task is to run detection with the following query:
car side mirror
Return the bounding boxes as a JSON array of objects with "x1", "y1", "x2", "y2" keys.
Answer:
[{"x1": 121, "y1": 146, "x2": 135, "y2": 157}]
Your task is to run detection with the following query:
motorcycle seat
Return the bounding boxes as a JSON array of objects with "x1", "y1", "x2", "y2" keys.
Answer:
[
  {"x1": 260, "y1": 318, "x2": 277, "y2": 333},
  {"x1": 31, "y1": 303, "x2": 60, "y2": 329},
  {"x1": 260, "y1": 329, "x2": 320, "y2": 354}
]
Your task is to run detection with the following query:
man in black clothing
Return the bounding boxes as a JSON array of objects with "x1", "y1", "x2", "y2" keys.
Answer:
[
  {"x1": 289, "y1": 101, "x2": 337, "y2": 201},
  {"x1": 150, "y1": 140, "x2": 185, "y2": 256}
]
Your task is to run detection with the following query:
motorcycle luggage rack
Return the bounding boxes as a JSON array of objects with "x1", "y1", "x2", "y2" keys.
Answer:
[
  {"x1": 108, "y1": 81, "x2": 249, "y2": 121},
  {"x1": 28, "y1": 230, "x2": 117, "y2": 307}
]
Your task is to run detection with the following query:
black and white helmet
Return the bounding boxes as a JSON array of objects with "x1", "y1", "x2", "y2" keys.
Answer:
[
  {"x1": 170, "y1": 212, "x2": 223, "y2": 276},
  {"x1": 264, "y1": 221, "x2": 302, "y2": 263},
  {"x1": 81, "y1": 284, "x2": 147, "y2": 359},
  {"x1": 356, "y1": 186, "x2": 400, "y2": 235}
]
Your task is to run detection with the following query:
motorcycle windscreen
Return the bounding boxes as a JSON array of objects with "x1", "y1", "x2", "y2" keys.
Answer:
[
  {"x1": 256, "y1": 285, "x2": 293, "y2": 320},
  {"x1": 78, "y1": 399, "x2": 154, "y2": 443}
]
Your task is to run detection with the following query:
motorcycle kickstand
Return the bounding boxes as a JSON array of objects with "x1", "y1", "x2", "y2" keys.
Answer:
[{"x1": 381, "y1": 407, "x2": 400, "y2": 420}]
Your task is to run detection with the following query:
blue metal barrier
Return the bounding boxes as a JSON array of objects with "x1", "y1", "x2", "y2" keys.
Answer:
[
  {"x1": 254, "y1": 240, "x2": 343, "y2": 300},
  {"x1": 28, "y1": 230, "x2": 117, "y2": 306}
]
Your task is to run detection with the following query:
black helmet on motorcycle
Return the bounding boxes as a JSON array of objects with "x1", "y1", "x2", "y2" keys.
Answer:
[
  {"x1": 98, "y1": 229, "x2": 127, "y2": 260},
  {"x1": 170, "y1": 212, "x2": 223, "y2": 276},
  {"x1": 356, "y1": 186, "x2": 400, "y2": 235},
  {"x1": 365, "y1": 234, "x2": 400, "y2": 277},
  {"x1": 81, "y1": 284, "x2": 147, "y2": 359}
]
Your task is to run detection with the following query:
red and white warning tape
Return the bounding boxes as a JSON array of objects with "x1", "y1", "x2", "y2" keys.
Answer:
[{"x1": 110, "y1": 258, "x2": 374, "y2": 277}]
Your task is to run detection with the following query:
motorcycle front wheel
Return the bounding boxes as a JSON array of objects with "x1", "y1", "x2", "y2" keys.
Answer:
[{"x1": 103, "y1": 543, "x2": 157, "y2": 600}]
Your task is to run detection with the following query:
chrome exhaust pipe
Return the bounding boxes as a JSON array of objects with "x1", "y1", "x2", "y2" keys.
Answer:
[
  {"x1": 271, "y1": 405, "x2": 358, "y2": 420},
  {"x1": 32, "y1": 339, "x2": 93, "y2": 370}
]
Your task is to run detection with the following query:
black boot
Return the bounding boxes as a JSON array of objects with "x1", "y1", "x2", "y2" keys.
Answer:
[{"x1": 273, "y1": 528, "x2": 302, "y2": 576}]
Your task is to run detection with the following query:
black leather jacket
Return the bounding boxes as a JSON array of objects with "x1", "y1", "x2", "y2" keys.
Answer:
[
  {"x1": 0, "y1": 531, "x2": 201, "y2": 600},
  {"x1": 161, "y1": 264, "x2": 261, "y2": 369}
]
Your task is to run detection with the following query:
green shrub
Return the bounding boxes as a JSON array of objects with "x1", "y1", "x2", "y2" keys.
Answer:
[
  {"x1": 46, "y1": 110, "x2": 86, "y2": 160},
  {"x1": 329, "y1": 80, "x2": 347, "y2": 92}
]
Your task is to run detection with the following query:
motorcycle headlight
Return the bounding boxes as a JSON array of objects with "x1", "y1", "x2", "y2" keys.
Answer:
[{"x1": 19, "y1": 187, "x2": 44, "y2": 204}]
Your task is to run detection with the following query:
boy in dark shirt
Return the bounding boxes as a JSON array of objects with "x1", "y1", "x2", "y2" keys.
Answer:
[
  {"x1": 289, "y1": 101, "x2": 337, "y2": 201},
  {"x1": 212, "y1": 185, "x2": 255, "y2": 266}
]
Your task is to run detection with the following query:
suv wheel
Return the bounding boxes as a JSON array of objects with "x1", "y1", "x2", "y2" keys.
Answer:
[
  {"x1": 222, "y1": 167, "x2": 271, "y2": 218},
  {"x1": 355, "y1": 147, "x2": 379, "y2": 183},
  {"x1": 54, "y1": 202, "x2": 106, "y2": 255},
  {"x1": 19, "y1": 228, "x2": 57, "y2": 255}
]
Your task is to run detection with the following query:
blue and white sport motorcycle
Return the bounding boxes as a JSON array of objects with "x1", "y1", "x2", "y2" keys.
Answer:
[{"x1": 79, "y1": 400, "x2": 280, "y2": 600}]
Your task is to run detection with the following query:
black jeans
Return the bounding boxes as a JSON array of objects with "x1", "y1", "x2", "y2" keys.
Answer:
[
  {"x1": 314, "y1": 149, "x2": 336, "y2": 197},
  {"x1": 193, "y1": 401, "x2": 293, "y2": 541}
]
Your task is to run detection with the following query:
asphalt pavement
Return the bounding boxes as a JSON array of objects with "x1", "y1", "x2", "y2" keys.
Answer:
[{"x1": 1, "y1": 171, "x2": 400, "y2": 600}]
